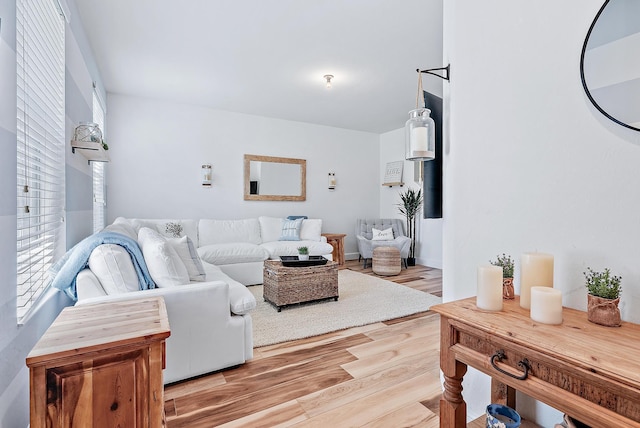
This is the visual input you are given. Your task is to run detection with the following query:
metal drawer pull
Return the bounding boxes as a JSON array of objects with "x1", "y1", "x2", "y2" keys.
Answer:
[{"x1": 490, "y1": 349, "x2": 530, "y2": 380}]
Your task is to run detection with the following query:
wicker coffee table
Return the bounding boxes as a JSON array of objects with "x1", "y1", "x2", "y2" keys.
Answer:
[{"x1": 263, "y1": 259, "x2": 339, "y2": 311}]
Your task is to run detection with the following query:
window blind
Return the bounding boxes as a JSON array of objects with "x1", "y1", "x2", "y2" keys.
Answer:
[
  {"x1": 92, "y1": 90, "x2": 106, "y2": 233},
  {"x1": 16, "y1": 0, "x2": 65, "y2": 321}
]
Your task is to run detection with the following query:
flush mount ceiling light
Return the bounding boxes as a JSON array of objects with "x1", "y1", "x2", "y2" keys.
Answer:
[{"x1": 323, "y1": 74, "x2": 334, "y2": 89}]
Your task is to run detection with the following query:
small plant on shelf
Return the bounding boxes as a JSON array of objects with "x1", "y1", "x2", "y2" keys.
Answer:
[
  {"x1": 490, "y1": 253, "x2": 515, "y2": 300},
  {"x1": 584, "y1": 267, "x2": 621, "y2": 300},
  {"x1": 584, "y1": 267, "x2": 622, "y2": 327}
]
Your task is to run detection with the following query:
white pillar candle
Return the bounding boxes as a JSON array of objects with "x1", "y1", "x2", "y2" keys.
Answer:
[
  {"x1": 477, "y1": 265, "x2": 503, "y2": 311},
  {"x1": 519, "y1": 252, "x2": 554, "y2": 309},
  {"x1": 530, "y1": 286, "x2": 563, "y2": 324}
]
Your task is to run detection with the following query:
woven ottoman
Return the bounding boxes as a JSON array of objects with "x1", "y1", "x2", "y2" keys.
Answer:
[
  {"x1": 372, "y1": 246, "x2": 401, "y2": 276},
  {"x1": 263, "y1": 260, "x2": 339, "y2": 311}
]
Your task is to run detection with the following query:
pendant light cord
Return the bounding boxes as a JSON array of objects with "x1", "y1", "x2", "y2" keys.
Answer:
[{"x1": 415, "y1": 71, "x2": 425, "y2": 109}]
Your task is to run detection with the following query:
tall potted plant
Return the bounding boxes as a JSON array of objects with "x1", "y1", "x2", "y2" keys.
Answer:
[{"x1": 397, "y1": 188, "x2": 423, "y2": 266}]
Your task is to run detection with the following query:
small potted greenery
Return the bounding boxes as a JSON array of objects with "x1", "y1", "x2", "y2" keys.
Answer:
[
  {"x1": 397, "y1": 188, "x2": 423, "y2": 266},
  {"x1": 490, "y1": 254, "x2": 515, "y2": 300},
  {"x1": 584, "y1": 267, "x2": 622, "y2": 327},
  {"x1": 297, "y1": 246, "x2": 309, "y2": 261}
]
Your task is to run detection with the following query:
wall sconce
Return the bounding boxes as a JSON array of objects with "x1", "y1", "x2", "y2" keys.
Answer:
[
  {"x1": 328, "y1": 172, "x2": 336, "y2": 190},
  {"x1": 202, "y1": 164, "x2": 212, "y2": 186},
  {"x1": 405, "y1": 66, "x2": 450, "y2": 162}
]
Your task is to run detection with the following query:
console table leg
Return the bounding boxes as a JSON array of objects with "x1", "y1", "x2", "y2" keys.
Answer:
[
  {"x1": 491, "y1": 378, "x2": 516, "y2": 409},
  {"x1": 440, "y1": 316, "x2": 467, "y2": 427}
]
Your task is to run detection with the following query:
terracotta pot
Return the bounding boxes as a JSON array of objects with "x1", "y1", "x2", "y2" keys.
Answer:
[
  {"x1": 502, "y1": 277, "x2": 515, "y2": 300},
  {"x1": 587, "y1": 294, "x2": 621, "y2": 327}
]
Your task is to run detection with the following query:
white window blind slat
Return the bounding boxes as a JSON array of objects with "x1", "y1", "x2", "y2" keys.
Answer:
[
  {"x1": 92, "y1": 90, "x2": 106, "y2": 233},
  {"x1": 16, "y1": 0, "x2": 65, "y2": 322}
]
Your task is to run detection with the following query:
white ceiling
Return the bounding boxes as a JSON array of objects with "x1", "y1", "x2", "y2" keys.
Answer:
[{"x1": 73, "y1": 0, "x2": 443, "y2": 134}]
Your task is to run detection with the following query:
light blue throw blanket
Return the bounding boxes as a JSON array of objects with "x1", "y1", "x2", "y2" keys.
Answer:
[{"x1": 49, "y1": 231, "x2": 155, "y2": 301}]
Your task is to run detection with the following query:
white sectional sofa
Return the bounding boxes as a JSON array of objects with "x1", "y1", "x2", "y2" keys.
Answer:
[{"x1": 73, "y1": 215, "x2": 333, "y2": 383}]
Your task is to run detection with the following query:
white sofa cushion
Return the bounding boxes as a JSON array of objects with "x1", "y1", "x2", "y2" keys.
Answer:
[
  {"x1": 198, "y1": 243, "x2": 269, "y2": 265},
  {"x1": 168, "y1": 236, "x2": 206, "y2": 282},
  {"x1": 88, "y1": 244, "x2": 139, "y2": 294},
  {"x1": 202, "y1": 262, "x2": 257, "y2": 315},
  {"x1": 261, "y1": 240, "x2": 334, "y2": 258},
  {"x1": 138, "y1": 227, "x2": 189, "y2": 287},
  {"x1": 199, "y1": 218, "x2": 262, "y2": 246},
  {"x1": 300, "y1": 219, "x2": 323, "y2": 241},
  {"x1": 258, "y1": 216, "x2": 284, "y2": 242},
  {"x1": 126, "y1": 219, "x2": 199, "y2": 244},
  {"x1": 103, "y1": 222, "x2": 138, "y2": 241}
]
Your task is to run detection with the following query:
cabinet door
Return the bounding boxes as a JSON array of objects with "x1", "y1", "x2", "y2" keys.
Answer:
[{"x1": 46, "y1": 349, "x2": 149, "y2": 427}]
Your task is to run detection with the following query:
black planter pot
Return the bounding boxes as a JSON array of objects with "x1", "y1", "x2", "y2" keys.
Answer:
[{"x1": 407, "y1": 257, "x2": 416, "y2": 266}]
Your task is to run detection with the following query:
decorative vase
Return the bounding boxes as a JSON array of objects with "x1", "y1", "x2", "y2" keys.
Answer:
[
  {"x1": 587, "y1": 294, "x2": 621, "y2": 327},
  {"x1": 298, "y1": 254, "x2": 309, "y2": 261},
  {"x1": 486, "y1": 403, "x2": 521, "y2": 428},
  {"x1": 502, "y1": 277, "x2": 515, "y2": 300}
]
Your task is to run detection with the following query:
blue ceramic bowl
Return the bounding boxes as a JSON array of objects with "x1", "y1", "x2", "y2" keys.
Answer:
[{"x1": 486, "y1": 403, "x2": 521, "y2": 428}]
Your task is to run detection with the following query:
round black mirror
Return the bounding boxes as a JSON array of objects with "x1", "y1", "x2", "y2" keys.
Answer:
[{"x1": 580, "y1": 0, "x2": 640, "y2": 132}]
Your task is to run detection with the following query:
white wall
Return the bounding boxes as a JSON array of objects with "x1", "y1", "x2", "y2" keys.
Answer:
[
  {"x1": 444, "y1": 0, "x2": 640, "y2": 425},
  {"x1": 0, "y1": 0, "x2": 103, "y2": 426},
  {"x1": 379, "y1": 128, "x2": 443, "y2": 268},
  {"x1": 106, "y1": 94, "x2": 381, "y2": 258}
]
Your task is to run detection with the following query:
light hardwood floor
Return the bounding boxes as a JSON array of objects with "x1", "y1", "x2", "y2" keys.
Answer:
[{"x1": 165, "y1": 261, "x2": 443, "y2": 427}]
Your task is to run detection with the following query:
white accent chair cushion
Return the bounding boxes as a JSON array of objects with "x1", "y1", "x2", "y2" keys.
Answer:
[
  {"x1": 138, "y1": 227, "x2": 189, "y2": 287},
  {"x1": 372, "y1": 227, "x2": 394, "y2": 241},
  {"x1": 88, "y1": 244, "x2": 139, "y2": 294}
]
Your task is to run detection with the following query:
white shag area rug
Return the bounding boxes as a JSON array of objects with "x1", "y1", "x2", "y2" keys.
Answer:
[{"x1": 249, "y1": 269, "x2": 441, "y2": 347}]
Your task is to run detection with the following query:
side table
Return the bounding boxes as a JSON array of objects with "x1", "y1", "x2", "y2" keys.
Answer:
[
  {"x1": 27, "y1": 297, "x2": 170, "y2": 428},
  {"x1": 322, "y1": 233, "x2": 346, "y2": 265}
]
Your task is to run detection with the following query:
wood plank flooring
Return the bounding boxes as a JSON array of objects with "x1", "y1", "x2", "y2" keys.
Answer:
[{"x1": 165, "y1": 261, "x2": 443, "y2": 427}]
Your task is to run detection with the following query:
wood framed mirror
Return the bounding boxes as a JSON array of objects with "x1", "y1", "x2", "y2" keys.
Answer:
[{"x1": 244, "y1": 154, "x2": 306, "y2": 201}]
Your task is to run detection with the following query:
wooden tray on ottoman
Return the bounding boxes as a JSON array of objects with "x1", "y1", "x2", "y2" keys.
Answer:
[{"x1": 263, "y1": 259, "x2": 339, "y2": 311}]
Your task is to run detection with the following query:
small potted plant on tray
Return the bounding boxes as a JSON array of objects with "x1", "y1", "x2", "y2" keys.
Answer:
[
  {"x1": 490, "y1": 253, "x2": 515, "y2": 300},
  {"x1": 297, "y1": 246, "x2": 309, "y2": 261},
  {"x1": 584, "y1": 267, "x2": 622, "y2": 327}
]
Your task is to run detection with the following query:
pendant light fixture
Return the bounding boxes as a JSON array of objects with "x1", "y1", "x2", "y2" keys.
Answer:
[{"x1": 405, "y1": 71, "x2": 435, "y2": 161}]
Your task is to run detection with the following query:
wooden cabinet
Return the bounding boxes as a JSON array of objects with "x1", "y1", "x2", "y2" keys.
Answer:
[
  {"x1": 322, "y1": 233, "x2": 346, "y2": 266},
  {"x1": 26, "y1": 297, "x2": 170, "y2": 428},
  {"x1": 432, "y1": 297, "x2": 640, "y2": 428}
]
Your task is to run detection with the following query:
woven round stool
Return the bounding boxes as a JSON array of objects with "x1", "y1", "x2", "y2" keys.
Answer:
[{"x1": 372, "y1": 246, "x2": 401, "y2": 276}]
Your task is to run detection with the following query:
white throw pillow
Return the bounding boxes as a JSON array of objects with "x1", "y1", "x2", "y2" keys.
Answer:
[
  {"x1": 138, "y1": 227, "x2": 189, "y2": 287},
  {"x1": 299, "y1": 219, "x2": 322, "y2": 241},
  {"x1": 371, "y1": 227, "x2": 394, "y2": 241},
  {"x1": 258, "y1": 216, "x2": 284, "y2": 243},
  {"x1": 167, "y1": 236, "x2": 206, "y2": 282},
  {"x1": 88, "y1": 244, "x2": 140, "y2": 294}
]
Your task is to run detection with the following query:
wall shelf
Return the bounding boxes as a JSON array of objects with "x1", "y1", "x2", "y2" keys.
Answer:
[
  {"x1": 382, "y1": 182, "x2": 404, "y2": 187},
  {"x1": 71, "y1": 140, "x2": 109, "y2": 164}
]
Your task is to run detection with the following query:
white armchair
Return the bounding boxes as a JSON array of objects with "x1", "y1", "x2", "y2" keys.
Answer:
[{"x1": 355, "y1": 219, "x2": 411, "y2": 269}]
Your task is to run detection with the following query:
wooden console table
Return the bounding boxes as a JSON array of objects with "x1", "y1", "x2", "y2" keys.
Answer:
[
  {"x1": 26, "y1": 297, "x2": 170, "y2": 428},
  {"x1": 431, "y1": 297, "x2": 640, "y2": 428},
  {"x1": 322, "y1": 233, "x2": 346, "y2": 265}
]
